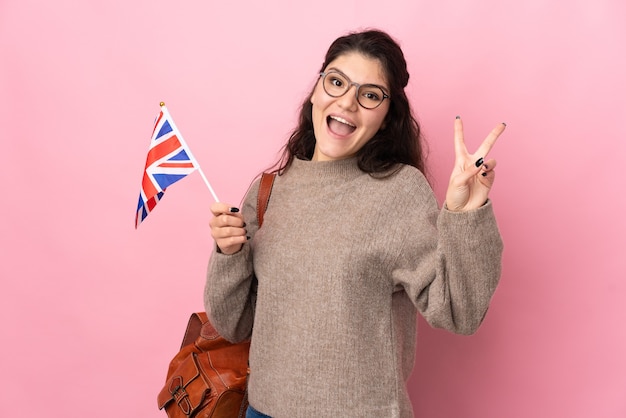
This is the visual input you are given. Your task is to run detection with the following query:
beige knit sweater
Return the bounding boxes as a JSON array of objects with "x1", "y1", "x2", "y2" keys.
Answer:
[{"x1": 205, "y1": 157, "x2": 503, "y2": 418}]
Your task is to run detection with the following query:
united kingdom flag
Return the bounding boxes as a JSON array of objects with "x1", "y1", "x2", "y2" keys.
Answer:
[{"x1": 135, "y1": 105, "x2": 199, "y2": 228}]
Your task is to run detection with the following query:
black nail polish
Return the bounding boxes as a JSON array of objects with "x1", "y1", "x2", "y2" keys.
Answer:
[
  {"x1": 475, "y1": 157, "x2": 484, "y2": 167},
  {"x1": 246, "y1": 236, "x2": 251, "y2": 241},
  {"x1": 242, "y1": 222, "x2": 247, "y2": 228},
  {"x1": 483, "y1": 164, "x2": 489, "y2": 170},
  {"x1": 456, "y1": 115, "x2": 461, "y2": 119},
  {"x1": 229, "y1": 207, "x2": 240, "y2": 213},
  {"x1": 482, "y1": 172, "x2": 488, "y2": 177},
  {"x1": 502, "y1": 122, "x2": 507, "y2": 127}
]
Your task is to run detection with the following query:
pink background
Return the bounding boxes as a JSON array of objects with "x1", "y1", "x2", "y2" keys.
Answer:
[{"x1": 1, "y1": 1, "x2": 625, "y2": 417}]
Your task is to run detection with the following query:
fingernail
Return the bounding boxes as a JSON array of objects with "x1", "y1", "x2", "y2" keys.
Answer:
[
  {"x1": 246, "y1": 236, "x2": 251, "y2": 241},
  {"x1": 482, "y1": 172, "x2": 488, "y2": 177},
  {"x1": 242, "y1": 222, "x2": 247, "y2": 228},
  {"x1": 502, "y1": 122, "x2": 507, "y2": 127},
  {"x1": 455, "y1": 115, "x2": 461, "y2": 119},
  {"x1": 229, "y1": 207, "x2": 240, "y2": 213},
  {"x1": 483, "y1": 164, "x2": 489, "y2": 170},
  {"x1": 475, "y1": 157, "x2": 484, "y2": 167}
]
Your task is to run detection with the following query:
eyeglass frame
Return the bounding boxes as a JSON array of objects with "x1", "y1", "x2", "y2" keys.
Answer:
[{"x1": 318, "y1": 70, "x2": 390, "y2": 109}]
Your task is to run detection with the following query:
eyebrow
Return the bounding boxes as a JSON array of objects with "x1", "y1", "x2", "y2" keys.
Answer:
[{"x1": 326, "y1": 67, "x2": 390, "y2": 93}]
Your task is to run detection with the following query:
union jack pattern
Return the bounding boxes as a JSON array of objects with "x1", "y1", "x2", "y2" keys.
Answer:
[{"x1": 135, "y1": 105, "x2": 199, "y2": 228}]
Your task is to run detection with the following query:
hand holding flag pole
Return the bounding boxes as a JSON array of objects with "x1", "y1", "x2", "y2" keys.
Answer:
[{"x1": 135, "y1": 102, "x2": 219, "y2": 228}]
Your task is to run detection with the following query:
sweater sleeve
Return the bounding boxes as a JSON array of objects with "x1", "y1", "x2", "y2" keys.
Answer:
[
  {"x1": 391, "y1": 173, "x2": 503, "y2": 335},
  {"x1": 204, "y1": 179, "x2": 261, "y2": 342}
]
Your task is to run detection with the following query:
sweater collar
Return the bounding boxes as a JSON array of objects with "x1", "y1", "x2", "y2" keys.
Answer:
[{"x1": 290, "y1": 157, "x2": 363, "y2": 181}]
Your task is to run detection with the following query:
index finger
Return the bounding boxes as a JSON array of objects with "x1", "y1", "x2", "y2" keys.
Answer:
[
  {"x1": 474, "y1": 122, "x2": 507, "y2": 159},
  {"x1": 454, "y1": 116, "x2": 467, "y2": 156}
]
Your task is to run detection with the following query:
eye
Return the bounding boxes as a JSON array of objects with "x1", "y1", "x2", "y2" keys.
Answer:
[
  {"x1": 329, "y1": 76, "x2": 344, "y2": 88},
  {"x1": 362, "y1": 91, "x2": 382, "y2": 102},
  {"x1": 361, "y1": 86, "x2": 384, "y2": 102}
]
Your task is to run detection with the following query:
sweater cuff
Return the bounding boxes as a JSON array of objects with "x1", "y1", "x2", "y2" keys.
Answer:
[
  {"x1": 442, "y1": 198, "x2": 490, "y2": 213},
  {"x1": 438, "y1": 200, "x2": 501, "y2": 243},
  {"x1": 211, "y1": 241, "x2": 251, "y2": 262}
]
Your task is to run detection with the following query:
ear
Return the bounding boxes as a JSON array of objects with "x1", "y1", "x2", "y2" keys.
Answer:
[
  {"x1": 310, "y1": 83, "x2": 319, "y2": 106},
  {"x1": 310, "y1": 74, "x2": 326, "y2": 106}
]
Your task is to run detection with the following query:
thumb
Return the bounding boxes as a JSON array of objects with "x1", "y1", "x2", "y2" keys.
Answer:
[
  {"x1": 451, "y1": 156, "x2": 485, "y2": 187},
  {"x1": 210, "y1": 202, "x2": 239, "y2": 217}
]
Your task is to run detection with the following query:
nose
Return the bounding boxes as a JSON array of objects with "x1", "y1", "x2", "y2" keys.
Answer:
[{"x1": 336, "y1": 84, "x2": 359, "y2": 111}]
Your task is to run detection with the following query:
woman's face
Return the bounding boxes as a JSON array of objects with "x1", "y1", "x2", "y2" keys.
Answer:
[{"x1": 310, "y1": 52, "x2": 390, "y2": 162}]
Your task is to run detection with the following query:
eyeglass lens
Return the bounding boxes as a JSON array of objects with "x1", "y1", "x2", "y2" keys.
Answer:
[{"x1": 322, "y1": 71, "x2": 386, "y2": 109}]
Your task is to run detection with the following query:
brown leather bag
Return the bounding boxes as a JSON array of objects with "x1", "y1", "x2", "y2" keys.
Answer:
[
  {"x1": 157, "y1": 312, "x2": 251, "y2": 417},
  {"x1": 157, "y1": 173, "x2": 276, "y2": 418}
]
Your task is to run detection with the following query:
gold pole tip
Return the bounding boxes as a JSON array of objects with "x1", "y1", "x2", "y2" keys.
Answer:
[{"x1": 159, "y1": 102, "x2": 165, "y2": 107}]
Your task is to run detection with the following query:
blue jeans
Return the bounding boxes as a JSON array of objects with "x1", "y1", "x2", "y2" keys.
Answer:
[{"x1": 246, "y1": 405, "x2": 272, "y2": 417}]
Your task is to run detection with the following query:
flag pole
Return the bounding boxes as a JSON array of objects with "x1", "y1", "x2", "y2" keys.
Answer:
[
  {"x1": 159, "y1": 102, "x2": 220, "y2": 202},
  {"x1": 196, "y1": 167, "x2": 220, "y2": 203}
]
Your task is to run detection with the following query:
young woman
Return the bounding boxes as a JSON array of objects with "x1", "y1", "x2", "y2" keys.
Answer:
[{"x1": 205, "y1": 29, "x2": 506, "y2": 418}]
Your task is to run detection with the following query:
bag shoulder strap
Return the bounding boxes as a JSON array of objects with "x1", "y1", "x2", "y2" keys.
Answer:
[
  {"x1": 257, "y1": 172, "x2": 276, "y2": 227},
  {"x1": 181, "y1": 174, "x2": 274, "y2": 349},
  {"x1": 180, "y1": 312, "x2": 208, "y2": 349}
]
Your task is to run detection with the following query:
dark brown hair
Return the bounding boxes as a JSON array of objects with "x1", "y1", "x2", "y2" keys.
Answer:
[{"x1": 273, "y1": 29, "x2": 426, "y2": 176}]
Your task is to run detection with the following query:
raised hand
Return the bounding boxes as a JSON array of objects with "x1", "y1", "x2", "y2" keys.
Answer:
[
  {"x1": 445, "y1": 116, "x2": 506, "y2": 212},
  {"x1": 209, "y1": 203, "x2": 248, "y2": 255}
]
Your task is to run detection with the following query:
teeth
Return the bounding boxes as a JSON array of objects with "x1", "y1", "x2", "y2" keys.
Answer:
[{"x1": 330, "y1": 115, "x2": 356, "y2": 127}]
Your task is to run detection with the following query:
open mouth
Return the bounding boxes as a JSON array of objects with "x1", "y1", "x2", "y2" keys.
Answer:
[{"x1": 327, "y1": 115, "x2": 356, "y2": 136}]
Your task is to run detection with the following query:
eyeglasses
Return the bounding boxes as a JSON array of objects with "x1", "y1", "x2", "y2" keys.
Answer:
[{"x1": 319, "y1": 70, "x2": 390, "y2": 110}]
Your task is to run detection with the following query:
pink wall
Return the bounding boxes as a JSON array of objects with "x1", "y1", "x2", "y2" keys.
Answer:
[{"x1": 1, "y1": 1, "x2": 624, "y2": 417}]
